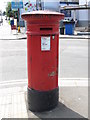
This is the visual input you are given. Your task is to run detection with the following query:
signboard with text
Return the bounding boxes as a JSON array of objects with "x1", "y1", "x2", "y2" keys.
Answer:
[{"x1": 11, "y1": 0, "x2": 23, "y2": 9}]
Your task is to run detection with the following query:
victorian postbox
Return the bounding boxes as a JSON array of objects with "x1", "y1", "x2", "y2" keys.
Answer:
[{"x1": 22, "y1": 11, "x2": 64, "y2": 112}]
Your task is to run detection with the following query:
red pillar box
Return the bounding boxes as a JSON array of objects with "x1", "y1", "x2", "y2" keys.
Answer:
[{"x1": 22, "y1": 11, "x2": 64, "y2": 112}]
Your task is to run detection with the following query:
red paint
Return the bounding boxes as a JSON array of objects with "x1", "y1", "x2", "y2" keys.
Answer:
[
  {"x1": 22, "y1": 11, "x2": 64, "y2": 91},
  {"x1": 11, "y1": 25, "x2": 16, "y2": 30}
]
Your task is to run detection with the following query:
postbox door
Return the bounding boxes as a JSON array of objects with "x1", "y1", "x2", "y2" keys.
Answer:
[{"x1": 28, "y1": 34, "x2": 59, "y2": 91}]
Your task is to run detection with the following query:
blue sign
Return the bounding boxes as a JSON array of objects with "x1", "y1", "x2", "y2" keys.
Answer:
[{"x1": 11, "y1": 1, "x2": 23, "y2": 9}]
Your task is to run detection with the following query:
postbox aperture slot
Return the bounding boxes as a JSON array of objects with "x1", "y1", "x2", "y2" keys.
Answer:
[{"x1": 40, "y1": 28, "x2": 52, "y2": 31}]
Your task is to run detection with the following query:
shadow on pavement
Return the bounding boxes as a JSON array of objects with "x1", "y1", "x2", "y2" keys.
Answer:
[{"x1": 28, "y1": 102, "x2": 85, "y2": 119}]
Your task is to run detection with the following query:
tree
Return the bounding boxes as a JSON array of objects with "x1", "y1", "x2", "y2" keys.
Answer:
[{"x1": 6, "y1": 2, "x2": 15, "y2": 17}]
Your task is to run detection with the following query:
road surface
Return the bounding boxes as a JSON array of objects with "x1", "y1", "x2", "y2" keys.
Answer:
[{"x1": 0, "y1": 38, "x2": 88, "y2": 82}]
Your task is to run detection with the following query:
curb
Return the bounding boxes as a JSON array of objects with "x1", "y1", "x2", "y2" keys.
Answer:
[
  {"x1": 0, "y1": 37, "x2": 89, "y2": 40},
  {"x1": 0, "y1": 79, "x2": 27, "y2": 88},
  {"x1": 0, "y1": 78, "x2": 88, "y2": 88},
  {"x1": 58, "y1": 78, "x2": 88, "y2": 87},
  {"x1": 0, "y1": 37, "x2": 27, "y2": 40},
  {"x1": 0, "y1": 35, "x2": 89, "y2": 40},
  {"x1": 59, "y1": 35, "x2": 90, "y2": 39},
  {"x1": 18, "y1": 37, "x2": 27, "y2": 39}
]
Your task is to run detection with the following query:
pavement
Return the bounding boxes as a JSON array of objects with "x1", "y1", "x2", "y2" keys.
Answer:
[
  {"x1": 0, "y1": 17, "x2": 89, "y2": 119},
  {"x1": 0, "y1": 78, "x2": 88, "y2": 119},
  {"x1": 0, "y1": 18, "x2": 27, "y2": 40}
]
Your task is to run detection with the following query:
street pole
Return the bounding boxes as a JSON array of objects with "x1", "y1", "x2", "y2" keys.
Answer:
[
  {"x1": 18, "y1": 8, "x2": 20, "y2": 32},
  {"x1": 86, "y1": 0, "x2": 87, "y2": 6},
  {"x1": 18, "y1": 8, "x2": 19, "y2": 26}
]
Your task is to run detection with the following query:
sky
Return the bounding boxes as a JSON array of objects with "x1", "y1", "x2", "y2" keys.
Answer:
[{"x1": 0, "y1": 0, "x2": 11, "y2": 12}]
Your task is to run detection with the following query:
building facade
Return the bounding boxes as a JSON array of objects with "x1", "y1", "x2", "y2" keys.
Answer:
[
  {"x1": 59, "y1": 0, "x2": 79, "y2": 21},
  {"x1": 42, "y1": 0, "x2": 59, "y2": 12},
  {"x1": 79, "y1": 0, "x2": 90, "y2": 27}
]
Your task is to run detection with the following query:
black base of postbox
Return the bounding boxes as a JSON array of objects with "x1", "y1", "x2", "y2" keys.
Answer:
[{"x1": 27, "y1": 87, "x2": 59, "y2": 112}]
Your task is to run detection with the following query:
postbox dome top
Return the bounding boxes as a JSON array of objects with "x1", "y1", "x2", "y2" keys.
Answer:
[
  {"x1": 21, "y1": 10, "x2": 64, "y2": 22},
  {"x1": 22, "y1": 10, "x2": 63, "y2": 15}
]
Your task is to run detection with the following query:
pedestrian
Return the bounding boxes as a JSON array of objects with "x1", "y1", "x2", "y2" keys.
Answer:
[
  {"x1": 75, "y1": 19, "x2": 78, "y2": 27},
  {"x1": 1, "y1": 18, "x2": 3, "y2": 25}
]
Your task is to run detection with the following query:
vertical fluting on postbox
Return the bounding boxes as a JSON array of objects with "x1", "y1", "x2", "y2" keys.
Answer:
[{"x1": 22, "y1": 11, "x2": 64, "y2": 112}]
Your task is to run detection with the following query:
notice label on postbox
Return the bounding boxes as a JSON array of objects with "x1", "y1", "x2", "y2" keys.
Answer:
[{"x1": 41, "y1": 36, "x2": 50, "y2": 51}]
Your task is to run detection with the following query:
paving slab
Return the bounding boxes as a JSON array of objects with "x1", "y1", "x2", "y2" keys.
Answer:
[
  {"x1": 0, "y1": 78, "x2": 88, "y2": 119},
  {"x1": 0, "y1": 85, "x2": 28, "y2": 119}
]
